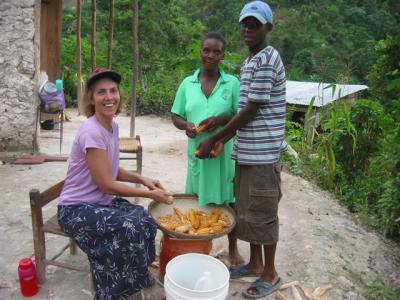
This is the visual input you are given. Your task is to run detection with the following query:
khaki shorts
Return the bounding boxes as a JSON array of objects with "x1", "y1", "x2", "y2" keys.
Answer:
[{"x1": 234, "y1": 163, "x2": 282, "y2": 245}]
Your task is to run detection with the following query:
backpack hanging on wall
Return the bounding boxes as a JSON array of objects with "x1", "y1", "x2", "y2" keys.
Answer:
[{"x1": 38, "y1": 81, "x2": 65, "y2": 113}]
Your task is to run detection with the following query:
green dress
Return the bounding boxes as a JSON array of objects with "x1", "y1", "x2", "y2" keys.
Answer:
[{"x1": 171, "y1": 68, "x2": 239, "y2": 206}]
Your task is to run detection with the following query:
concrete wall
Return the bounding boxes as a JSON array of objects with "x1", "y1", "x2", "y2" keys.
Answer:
[{"x1": 0, "y1": 0, "x2": 39, "y2": 151}]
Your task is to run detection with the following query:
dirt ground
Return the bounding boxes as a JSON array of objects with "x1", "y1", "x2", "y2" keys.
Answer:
[{"x1": 0, "y1": 108, "x2": 399, "y2": 300}]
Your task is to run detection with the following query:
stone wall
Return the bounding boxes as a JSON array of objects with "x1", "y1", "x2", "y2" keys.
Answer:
[{"x1": 0, "y1": 0, "x2": 38, "y2": 151}]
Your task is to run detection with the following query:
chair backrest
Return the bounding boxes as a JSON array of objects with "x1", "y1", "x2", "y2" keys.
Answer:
[
  {"x1": 119, "y1": 136, "x2": 141, "y2": 154},
  {"x1": 29, "y1": 180, "x2": 84, "y2": 284},
  {"x1": 29, "y1": 180, "x2": 65, "y2": 209}
]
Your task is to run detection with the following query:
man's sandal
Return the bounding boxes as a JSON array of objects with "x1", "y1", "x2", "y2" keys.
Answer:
[
  {"x1": 230, "y1": 265, "x2": 263, "y2": 279},
  {"x1": 242, "y1": 277, "x2": 283, "y2": 299}
]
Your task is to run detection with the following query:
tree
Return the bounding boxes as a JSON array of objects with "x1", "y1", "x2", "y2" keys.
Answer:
[
  {"x1": 76, "y1": 0, "x2": 83, "y2": 114},
  {"x1": 130, "y1": 0, "x2": 139, "y2": 136},
  {"x1": 91, "y1": 0, "x2": 97, "y2": 69},
  {"x1": 107, "y1": 0, "x2": 114, "y2": 69},
  {"x1": 367, "y1": 36, "x2": 400, "y2": 115}
]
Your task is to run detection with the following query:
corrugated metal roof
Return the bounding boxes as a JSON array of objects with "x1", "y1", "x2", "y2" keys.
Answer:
[{"x1": 286, "y1": 80, "x2": 368, "y2": 107}]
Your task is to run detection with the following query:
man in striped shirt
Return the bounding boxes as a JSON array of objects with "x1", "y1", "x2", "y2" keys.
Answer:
[{"x1": 196, "y1": 1, "x2": 286, "y2": 298}]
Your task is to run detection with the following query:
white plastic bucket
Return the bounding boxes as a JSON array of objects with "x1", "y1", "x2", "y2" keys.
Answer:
[{"x1": 164, "y1": 253, "x2": 230, "y2": 300}]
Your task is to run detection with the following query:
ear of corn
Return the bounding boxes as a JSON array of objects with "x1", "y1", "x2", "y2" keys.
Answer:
[
  {"x1": 187, "y1": 208, "x2": 195, "y2": 224},
  {"x1": 192, "y1": 213, "x2": 201, "y2": 229},
  {"x1": 199, "y1": 215, "x2": 211, "y2": 229},
  {"x1": 175, "y1": 224, "x2": 193, "y2": 233},
  {"x1": 158, "y1": 207, "x2": 231, "y2": 235},
  {"x1": 159, "y1": 222, "x2": 178, "y2": 231},
  {"x1": 210, "y1": 224, "x2": 224, "y2": 234},
  {"x1": 196, "y1": 123, "x2": 207, "y2": 133},
  {"x1": 218, "y1": 213, "x2": 230, "y2": 225},
  {"x1": 196, "y1": 227, "x2": 211, "y2": 234},
  {"x1": 173, "y1": 207, "x2": 186, "y2": 221},
  {"x1": 217, "y1": 219, "x2": 229, "y2": 227},
  {"x1": 208, "y1": 211, "x2": 220, "y2": 224},
  {"x1": 211, "y1": 209, "x2": 222, "y2": 218}
]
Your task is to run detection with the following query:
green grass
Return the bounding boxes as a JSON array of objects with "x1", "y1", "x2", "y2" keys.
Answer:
[{"x1": 363, "y1": 277, "x2": 400, "y2": 300}]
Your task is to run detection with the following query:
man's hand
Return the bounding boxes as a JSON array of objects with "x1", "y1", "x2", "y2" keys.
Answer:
[
  {"x1": 194, "y1": 137, "x2": 215, "y2": 158},
  {"x1": 195, "y1": 141, "x2": 223, "y2": 158},
  {"x1": 185, "y1": 122, "x2": 197, "y2": 138},
  {"x1": 210, "y1": 142, "x2": 224, "y2": 157}
]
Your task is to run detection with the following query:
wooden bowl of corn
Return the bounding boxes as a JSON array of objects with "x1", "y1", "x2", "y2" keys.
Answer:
[{"x1": 148, "y1": 194, "x2": 236, "y2": 240}]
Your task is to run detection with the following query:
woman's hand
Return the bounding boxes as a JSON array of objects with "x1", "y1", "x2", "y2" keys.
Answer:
[
  {"x1": 141, "y1": 176, "x2": 165, "y2": 191},
  {"x1": 198, "y1": 117, "x2": 218, "y2": 132},
  {"x1": 149, "y1": 189, "x2": 174, "y2": 204},
  {"x1": 141, "y1": 176, "x2": 173, "y2": 204},
  {"x1": 185, "y1": 122, "x2": 197, "y2": 138}
]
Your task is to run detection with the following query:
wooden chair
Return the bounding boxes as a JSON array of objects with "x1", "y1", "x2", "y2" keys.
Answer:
[
  {"x1": 29, "y1": 180, "x2": 87, "y2": 284},
  {"x1": 119, "y1": 135, "x2": 142, "y2": 174},
  {"x1": 30, "y1": 137, "x2": 142, "y2": 283}
]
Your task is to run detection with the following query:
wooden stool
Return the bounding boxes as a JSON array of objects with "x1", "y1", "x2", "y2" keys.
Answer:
[{"x1": 119, "y1": 135, "x2": 142, "y2": 174}]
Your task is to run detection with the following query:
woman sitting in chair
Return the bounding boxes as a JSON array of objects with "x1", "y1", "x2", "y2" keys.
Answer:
[{"x1": 58, "y1": 68, "x2": 172, "y2": 300}]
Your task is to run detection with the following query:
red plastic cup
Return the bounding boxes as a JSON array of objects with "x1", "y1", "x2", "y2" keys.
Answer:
[{"x1": 18, "y1": 258, "x2": 39, "y2": 297}]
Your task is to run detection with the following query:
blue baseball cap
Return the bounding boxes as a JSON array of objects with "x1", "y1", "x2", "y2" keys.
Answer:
[{"x1": 239, "y1": 1, "x2": 273, "y2": 25}]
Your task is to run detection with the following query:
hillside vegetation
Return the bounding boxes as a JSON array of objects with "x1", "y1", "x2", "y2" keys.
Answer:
[{"x1": 61, "y1": 0, "x2": 400, "y2": 244}]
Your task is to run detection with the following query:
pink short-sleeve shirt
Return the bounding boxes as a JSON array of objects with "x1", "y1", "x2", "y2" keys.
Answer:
[{"x1": 59, "y1": 116, "x2": 119, "y2": 206}]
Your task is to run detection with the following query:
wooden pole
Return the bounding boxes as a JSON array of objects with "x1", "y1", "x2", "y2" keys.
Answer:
[
  {"x1": 130, "y1": 0, "x2": 139, "y2": 137},
  {"x1": 39, "y1": 0, "x2": 62, "y2": 82},
  {"x1": 107, "y1": 0, "x2": 114, "y2": 69},
  {"x1": 76, "y1": 0, "x2": 83, "y2": 115},
  {"x1": 91, "y1": 0, "x2": 97, "y2": 69}
]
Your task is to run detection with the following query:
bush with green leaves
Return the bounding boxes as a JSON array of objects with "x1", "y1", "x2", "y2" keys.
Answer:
[
  {"x1": 61, "y1": 0, "x2": 399, "y2": 113},
  {"x1": 285, "y1": 86, "x2": 399, "y2": 236},
  {"x1": 335, "y1": 99, "x2": 386, "y2": 182},
  {"x1": 363, "y1": 277, "x2": 400, "y2": 300}
]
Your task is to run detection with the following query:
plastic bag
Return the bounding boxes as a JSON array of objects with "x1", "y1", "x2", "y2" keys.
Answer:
[{"x1": 38, "y1": 81, "x2": 65, "y2": 113}]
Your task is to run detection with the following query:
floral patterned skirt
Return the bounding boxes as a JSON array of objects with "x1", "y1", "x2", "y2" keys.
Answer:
[{"x1": 58, "y1": 197, "x2": 157, "y2": 300}]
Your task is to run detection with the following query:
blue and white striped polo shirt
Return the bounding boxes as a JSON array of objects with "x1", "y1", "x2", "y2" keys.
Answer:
[{"x1": 232, "y1": 46, "x2": 287, "y2": 165}]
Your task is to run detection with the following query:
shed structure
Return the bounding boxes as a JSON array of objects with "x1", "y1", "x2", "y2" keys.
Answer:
[
  {"x1": 0, "y1": 0, "x2": 62, "y2": 152},
  {"x1": 286, "y1": 80, "x2": 368, "y2": 124}
]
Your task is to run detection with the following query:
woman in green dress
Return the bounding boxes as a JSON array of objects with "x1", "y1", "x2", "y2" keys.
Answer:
[{"x1": 171, "y1": 32, "x2": 244, "y2": 266}]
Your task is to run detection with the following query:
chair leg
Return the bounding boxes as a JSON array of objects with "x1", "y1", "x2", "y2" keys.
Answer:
[
  {"x1": 30, "y1": 192, "x2": 47, "y2": 284},
  {"x1": 33, "y1": 106, "x2": 40, "y2": 152},
  {"x1": 137, "y1": 146, "x2": 142, "y2": 175},
  {"x1": 59, "y1": 110, "x2": 63, "y2": 154},
  {"x1": 88, "y1": 268, "x2": 95, "y2": 294},
  {"x1": 34, "y1": 231, "x2": 47, "y2": 284},
  {"x1": 69, "y1": 238, "x2": 77, "y2": 255}
]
